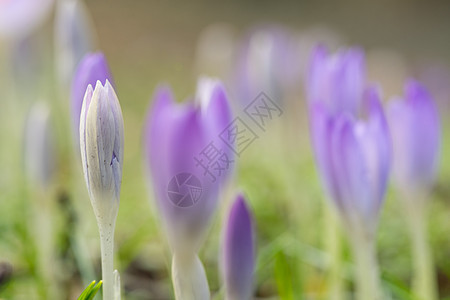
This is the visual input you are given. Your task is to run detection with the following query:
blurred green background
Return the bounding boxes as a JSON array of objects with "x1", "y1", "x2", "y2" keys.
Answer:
[{"x1": 0, "y1": 0, "x2": 449, "y2": 299}]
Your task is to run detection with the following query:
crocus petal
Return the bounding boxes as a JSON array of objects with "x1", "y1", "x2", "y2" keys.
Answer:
[
  {"x1": 197, "y1": 77, "x2": 233, "y2": 138},
  {"x1": 307, "y1": 45, "x2": 366, "y2": 115},
  {"x1": 309, "y1": 101, "x2": 341, "y2": 205},
  {"x1": 387, "y1": 79, "x2": 440, "y2": 190},
  {"x1": 334, "y1": 47, "x2": 365, "y2": 115},
  {"x1": 361, "y1": 87, "x2": 391, "y2": 213},
  {"x1": 307, "y1": 44, "x2": 328, "y2": 104},
  {"x1": 329, "y1": 113, "x2": 358, "y2": 218},
  {"x1": 200, "y1": 80, "x2": 235, "y2": 182},
  {"x1": 80, "y1": 84, "x2": 94, "y2": 196},
  {"x1": 222, "y1": 194, "x2": 254, "y2": 300}
]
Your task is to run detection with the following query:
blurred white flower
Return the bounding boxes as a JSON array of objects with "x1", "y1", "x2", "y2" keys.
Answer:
[
  {"x1": 24, "y1": 102, "x2": 56, "y2": 189},
  {"x1": 0, "y1": 0, "x2": 54, "y2": 40},
  {"x1": 54, "y1": 0, "x2": 96, "y2": 89}
]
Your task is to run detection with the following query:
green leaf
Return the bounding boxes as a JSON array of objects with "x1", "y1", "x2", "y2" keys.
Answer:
[
  {"x1": 274, "y1": 251, "x2": 295, "y2": 300},
  {"x1": 78, "y1": 280, "x2": 103, "y2": 300}
]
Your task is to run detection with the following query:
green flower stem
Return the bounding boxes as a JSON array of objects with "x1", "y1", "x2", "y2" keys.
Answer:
[
  {"x1": 324, "y1": 204, "x2": 344, "y2": 300},
  {"x1": 172, "y1": 253, "x2": 210, "y2": 300},
  {"x1": 349, "y1": 228, "x2": 382, "y2": 300},
  {"x1": 404, "y1": 192, "x2": 438, "y2": 300},
  {"x1": 98, "y1": 218, "x2": 116, "y2": 300},
  {"x1": 114, "y1": 270, "x2": 121, "y2": 300}
]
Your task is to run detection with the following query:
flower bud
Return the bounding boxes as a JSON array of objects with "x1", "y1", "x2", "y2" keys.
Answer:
[
  {"x1": 144, "y1": 78, "x2": 233, "y2": 254},
  {"x1": 310, "y1": 87, "x2": 391, "y2": 233},
  {"x1": 222, "y1": 194, "x2": 254, "y2": 300},
  {"x1": 80, "y1": 80, "x2": 124, "y2": 221},
  {"x1": 387, "y1": 79, "x2": 440, "y2": 192}
]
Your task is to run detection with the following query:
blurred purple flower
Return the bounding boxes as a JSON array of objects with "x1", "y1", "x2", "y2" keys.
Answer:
[
  {"x1": 387, "y1": 80, "x2": 440, "y2": 191},
  {"x1": 222, "y1": 194, "x2": 254, "y2": 300},
  {"x1": 71, "y1": 52, "x2": 114, "y2": 145},
  {"x1": 0, "y1": 0, "x2": 54, "y2": 40},
  {"x1": 307, "y1": 45, "x2": 366, "y2": 116},
  {"x1": 310, "y1": 87, "x2": 391, "y2": 231},
  {"x1": 234, "y1": 25, "x2": 301, "y2": 106},
  {"x1": 144, "y1": 79, "x2": 233, "y2": 254}
]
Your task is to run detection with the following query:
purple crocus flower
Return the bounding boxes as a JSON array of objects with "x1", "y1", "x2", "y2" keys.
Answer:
[
  {"x1": 144, "y1": 79, "x2": 233, "y2": 255},
  {"x1": 387, "y1": 80, "x2": 440, "y2": 192},
  {"x1": 307, "y1": 45, "x2": 366, "y2": 116},
  {"x1": 222, "y1": 194, "x2": 254, "y2": 300},
  {"x1": 310, "y1": 87, "x2": 391, "y2": 232},
  {"x1": 71, "y1": 52, "x2": 114, "y2": 145}
]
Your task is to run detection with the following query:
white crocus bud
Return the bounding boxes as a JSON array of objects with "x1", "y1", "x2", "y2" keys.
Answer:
[
  {"x1": 80, "y1": 79, "x2": 124, "y2": 300},
  {"x1": 80, "y1": 79, "x2": 123, "y2": 220}
]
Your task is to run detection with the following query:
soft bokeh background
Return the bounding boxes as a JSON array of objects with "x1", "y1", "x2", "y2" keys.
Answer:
[{"x1": 0, "y1": 0, "x2": 450, "y2": 299}]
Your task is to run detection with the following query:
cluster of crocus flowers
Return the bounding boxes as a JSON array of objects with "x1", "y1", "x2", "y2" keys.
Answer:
[
  {"x1": 308, "y1": 45, "x2": 391, "y2": 300},
  {"x1": 387, "y1": 80, "x2": 441, "y2": 300},
  {"x1": 79, "y1": 79, "x2": 124, "y2": 300},
  {"x1": 144, "y1": 78, "x2": 235, "y2": 299}
]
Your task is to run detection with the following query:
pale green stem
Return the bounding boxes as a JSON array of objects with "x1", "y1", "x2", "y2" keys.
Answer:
[
  {"x1": 403, "y1": 193, "x2": 438, "y2": 300},
  {"x1": 324, "y1": 204, "x2": 344, "y2": 300},
  {"x1": 98, "y1": 219, "x2": 116, "y2": 300},
  {"x1": 33, "y1": 190, "x2": 52, "y2": 299},
  {"x1": 114, "y1": 269, "x2": 121, "y2": 300},
  {"x1": 172, "y1": 253, "x2": 210, "y2": 300},
  {"x1": 349, "y1": 229, "x2": 382, "y2": 300}
]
